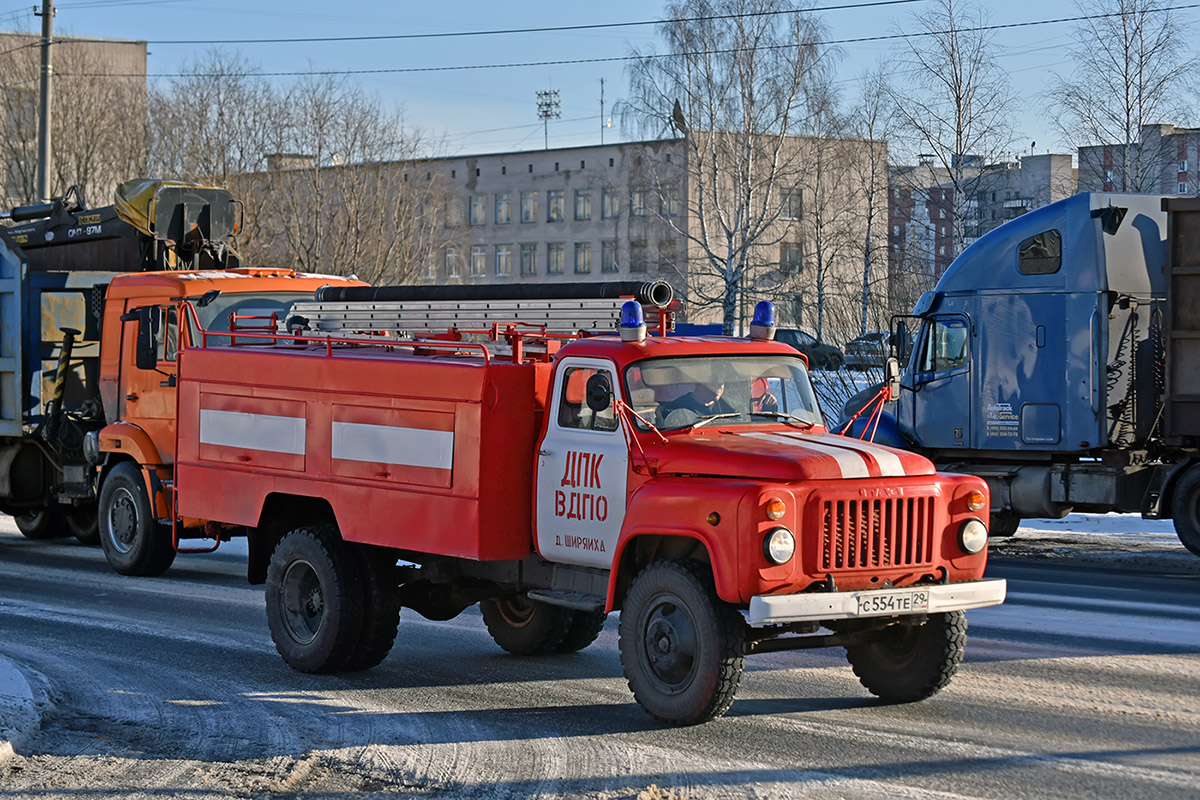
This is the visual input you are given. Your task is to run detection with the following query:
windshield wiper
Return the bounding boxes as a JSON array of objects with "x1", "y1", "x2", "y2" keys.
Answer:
[
  {"x1": 683, "y1": 412, "x2": 742, "y2": 431},
  {"x1": 751, "y1": 411, "x2": 815, "y2": 428}
]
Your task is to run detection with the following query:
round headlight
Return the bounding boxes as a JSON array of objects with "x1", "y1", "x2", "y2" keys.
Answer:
[
  {"x1": 959, "y1": 518, "x2": 988, "y2": 554},
  {"x1": 763, "y1": 527, "x2": 796, "y2": 565}
]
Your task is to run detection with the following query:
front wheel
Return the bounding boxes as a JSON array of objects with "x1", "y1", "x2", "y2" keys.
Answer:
[
  {"x1": 265, "y1": 525, "x2": 364, "y2": 673},
  {"x1": 98, "y1": 463, "x2": 176, "y2": 576},
  {"x1": 481, "y1": 594, "x2": 572, "y2": 655},
  {"x1": 618, "y1": 559, "x2": 745, "y2": 726},
  {"x1": 845, "y1": 611, "x2": 966, "y2": 702},
  {"x1": 1171, "y1": 466, "x2": 1200, "y2": 557}
]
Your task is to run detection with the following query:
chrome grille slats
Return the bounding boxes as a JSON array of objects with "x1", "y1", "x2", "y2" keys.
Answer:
[{"x1": 818, "y1": 493, "x2": 936, "y2": 570}]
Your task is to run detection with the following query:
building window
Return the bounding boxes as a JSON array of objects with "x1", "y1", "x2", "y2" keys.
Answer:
[
  {"x1": 1181, "y1": 182, "x2": 1190, "y2": 194},
  {"x1": 661, "y1": 185, "x2": 680, "y2": 217},
  {"x1": 601, "y1": 240, "x2": 619, "y2": 273},
  {"x1": 470, "y1": 195, "x2": 486, "y2": 226},
  {"x1": 602, "y1": 187, "x2": 620, "y2": 219},
  {"x1": 940, "y1": 208, "x2": 947, "y2": 219},
  {"x1": 630, "y1": 240, "x2": 648, "y2": 273},
  {"x1": 575, "y1": 242, "x2": 593, "y2": 274},
  {"x1": 631, "y1": 187, "x2": 649, "y2": 217},
  {"x1": 1181, "y1": 159, "x2": 1189, "y2": 172},
  {"x1": 547, "y1": 242, "x2": 565, "y2": 274},
  {"x1": 659, "y1": 238, "x2": 678, "y2": 273},
  {"x1": 893, "y1": 224, "x2": 900, "y2": 236},
  {"x1": 422, "y1": 253, "x2": 437, "y2": 280},
  {"x1": 495, "y1": 193, "x2": 511, "y2": 224},
  {"x1": 470, "y1": 245, "x2": 487, "y2": 276},
  {"x1": 495, "y1": 244, "x2": 513, "y2": 276},
  {"x1": 781, "y1": 189, "x2": 802, "y2": 220},
  {"x1": 574, "y1": 190, "x2": 592, "y2": 221},
  {"x1": 521, "y1": 191, "x2": 538, "y2": 223},
  {"x1": 445, "y1": 201, "x2": 462, "y2": 227},
  {"x1": 445, "y1": 247, "x2": 460, "y2": 278},
  {"x1": 547, "y1": 190, "x2": 565, "y2": 222},
  {"x1": 781, "y1": 242, "x2": 803, "y2": 273},
  {"x1": 520, "y1": 243, "x2": 537, "y2": 276}
]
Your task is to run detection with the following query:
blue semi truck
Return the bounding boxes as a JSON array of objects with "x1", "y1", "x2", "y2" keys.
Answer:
[{"x1": 846, "y1": 192, "x2": 1200, "y2": 556}]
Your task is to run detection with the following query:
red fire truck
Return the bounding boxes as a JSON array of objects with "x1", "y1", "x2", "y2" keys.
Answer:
[{"x1": 116, "y1": 283, "x2": 1005, "y2": 725}]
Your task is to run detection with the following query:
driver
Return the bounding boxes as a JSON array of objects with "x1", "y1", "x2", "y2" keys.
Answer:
[{"x1": 656, "y1": 381, "x2": 733, "y2": 423}]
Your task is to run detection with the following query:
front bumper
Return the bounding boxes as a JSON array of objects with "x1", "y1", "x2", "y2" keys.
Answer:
[{"x1": 746, "y1": 578, "x2": 1007, "y2": 627}]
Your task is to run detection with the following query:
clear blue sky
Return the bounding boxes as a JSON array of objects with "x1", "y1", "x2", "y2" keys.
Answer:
[{"x1": 4, "y1": 0, "x2": 1198, "y2": 159}]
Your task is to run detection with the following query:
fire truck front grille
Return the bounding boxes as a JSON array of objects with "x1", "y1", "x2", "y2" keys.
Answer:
[{"x1": 819, "y1": 496, "x2": 935, "y2": 570}]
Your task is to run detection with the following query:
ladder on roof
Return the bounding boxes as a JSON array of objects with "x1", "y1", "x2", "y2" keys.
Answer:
[{"x1": 281, "y1": 297, "x2": 644, "y2": 336}]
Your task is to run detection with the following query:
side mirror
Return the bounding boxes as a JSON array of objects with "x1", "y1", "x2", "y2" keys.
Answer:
[
  {"x1": 884, "y1": 357, "x2": 902, "y2": 398},
  {"x1": 585, "y1": 373, "x2": 613, "y2": 413},
  {"x1": 134, "y1": 306, "x2": 161, "y2": 370},
  {"x1": 893, "y1": 320, "x2": 908, "y2": 361}
]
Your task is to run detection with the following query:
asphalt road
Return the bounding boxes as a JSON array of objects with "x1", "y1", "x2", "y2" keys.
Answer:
[{"x1": 0, "y1": 522, "x2": 1196, "y2": 799}]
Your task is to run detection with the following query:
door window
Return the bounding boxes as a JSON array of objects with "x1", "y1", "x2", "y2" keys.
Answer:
[
  {"x1": 919, "y1": 317, "x2": 969, "y2": 373},
  {"x1": 557, "y1": 366, "x2": 618, "y2": 431}
]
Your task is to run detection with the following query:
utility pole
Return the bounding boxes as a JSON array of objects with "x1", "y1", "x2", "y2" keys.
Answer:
[
  {"x1": 599, "y1": 78, "x2": 605, "y2": 145},
  {"x1": 36, "y1": 0, "x2": 55, "y2": 203},
  {"x1": 536, "y1": 89, "x2": 559, "y2": 151}
]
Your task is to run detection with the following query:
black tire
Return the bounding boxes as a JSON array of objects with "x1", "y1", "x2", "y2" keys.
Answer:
[
  {"x1": 618, "y1": 559, "x2": 745, "y2": 726},
  {"x1": 481, "y1": 594, "x2": 572, "y2": 655},
  {"x1": 98, "y1": 462, "x2": 177, "y2": 576},
  {"x1": 65, "y1": 507, "x2": 100, "y2": 545},
  {"x1": 1171, "y1": 466, "x2": 1200, "y2": 557},
  {"x1": 990, "y1": 514, "x2": 1021, "y2": 538},
  {"x1": 13, "y1": 508, "x2": 66, "y2": 540},
  {"x1": 343, "y1": 544, "x2": 402, "y2": 671},
  {"x1": 555, "y1": 609, "x2": 608, "y2": 653},
  {"x1": 265, "y1": 525, "x2": 365, "y2": 674},
  {"x1": 845, "y1": 611, "x2": 967, "y2": 703}
]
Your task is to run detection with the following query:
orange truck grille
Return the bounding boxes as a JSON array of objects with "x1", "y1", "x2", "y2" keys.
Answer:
[{"x1": 819, "y1": 496, "x2": 935, "y2": 570}]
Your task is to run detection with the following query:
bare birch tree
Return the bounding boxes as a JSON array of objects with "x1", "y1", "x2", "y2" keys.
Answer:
[
  {"x1": 888, "y1": 0, "x2": 1014, "y2": 259},
  {"x1": 625, "y1": 0, "x2": 833, "y2": 334},
  {"x1": 1049, "y1": 0, "x2": 1193, "y2": 191},
  {"x1": 847, "y1": 67, "x2": 893, "y2": 336}
]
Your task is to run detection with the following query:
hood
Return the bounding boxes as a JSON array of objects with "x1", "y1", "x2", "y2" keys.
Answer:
[{"x1": 649, "y1": 429, "x2": 935, "y2": 482}]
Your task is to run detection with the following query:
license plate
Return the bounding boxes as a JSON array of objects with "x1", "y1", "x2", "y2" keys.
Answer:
[{"x1": 856, "y1": 588, "x2": 930, "y2": 616}]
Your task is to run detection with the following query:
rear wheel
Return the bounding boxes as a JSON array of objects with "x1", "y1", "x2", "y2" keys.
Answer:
[
  {"x1": 98, "y1": 462, "x2": 176, "y2": 576},
  {"x1": 555, "y1": 609, "x2": 608, "y2": 653},
  {"x1": 266, "y1": 525, "x2": 365, "y2": 673},
  {"x1": 990, "y1": 514, "x2": 1021, "y2": 538},
  {"x1": 1171, "y1": 467, "x2": 1200, "y2": 557},
  {"x1": 481, "y1": 594, "x2": 572, "y2": 655},
  {"x1": 14, "y1": 508, "x2": 66, "y2": 540},
  {"x1": 618, "y1": 559, "x2": 745, "y2": 726},
  {"x1": 343, "y1": 544, "x2": 402, "y2": 671},
  {"x1": 65, "y1": 507, "x2": 100, "y2": 545},
  {"x1": 845, "y1": 611, "x2": 966, "y2": 702}
]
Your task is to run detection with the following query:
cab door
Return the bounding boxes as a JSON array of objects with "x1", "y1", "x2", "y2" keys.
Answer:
[
  {"x1": 534, "y1": 358, "x2": 628, "y2": 569},
  {"x1": 911, "y1": 314, "x2": 973, "y2": 449},
  {"x1": 120, "y1": 302, "x2": 179, "y2": 462}
]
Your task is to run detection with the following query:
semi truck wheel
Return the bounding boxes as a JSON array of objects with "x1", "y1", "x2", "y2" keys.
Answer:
[
  {"x1": 98, "y1": 463, "x2": 177, "y2": 576},
  {"x1": 481, "y1": 594, "x2": 572, "y2": 655},
  {"x1": 266, "y1": 525, "x2": 364, "y2": 674},
  {"x1": 1171, "y1": 467, "x2": 1200, "y2": 557},
  {"x1": 845, "y1": 611, "x2": 966, "y2": 702},
  {"x1": 990, "y1": 514, "x2": 1021, "y2": 538},
  {"x1": 14, "y1": 508, "x2": 66, "y2": 539},
  {"x1": 555, "y1": 609, "x2": 608, "y2": 653},
  {"x1": 618, "y1": 559, "x2": 745, "y2": 725},
  {"x1": 342, "y1": 544, "x2": 402, "y2": 671},
  {"x1": 65, "y1": 507, "x2": 100, "y2": 545}
]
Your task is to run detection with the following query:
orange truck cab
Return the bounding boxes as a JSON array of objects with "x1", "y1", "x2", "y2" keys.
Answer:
[{"x1": 119, "y1": 285, "x2": 1006, "y2": 726}]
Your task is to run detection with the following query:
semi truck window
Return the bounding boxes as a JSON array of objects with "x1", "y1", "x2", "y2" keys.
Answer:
[
  {"x1": 156, "y1": 307, "x2": 178, "y2": 362},
  {"x1": 919, "y1": 317, "x2": 969, "y2": 372},
  {"x1": 1018, "y1": 229, "x2": 1061, "y2": 275}
]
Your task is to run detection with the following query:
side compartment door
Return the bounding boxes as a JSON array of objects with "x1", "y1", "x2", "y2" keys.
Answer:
[
  {"x1": 911, "y1": 314, "x2": 973, "y2": 449},
  {"x1": 534, "y1": 358, "x2": 628, "y2": 569},
  {"x1": 0, "y1": 236, "x2": 22, "y2": 436}
]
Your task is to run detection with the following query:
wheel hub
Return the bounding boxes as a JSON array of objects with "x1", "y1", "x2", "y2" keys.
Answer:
[
  {"x1": 642, "y1": 600, "x2": 697, "y2": 688},
  {"x1": 106, "y1": 488, "x2": 138, "y2": 553},
  {"x1": 280, "y1": 560, "x2": 323, "y2": 645}
]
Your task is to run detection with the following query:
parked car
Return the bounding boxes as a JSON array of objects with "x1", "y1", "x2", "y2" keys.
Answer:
[
  {"x1": 844, "y1": 330, "x2": 890, "y2": 369},
  {"x1": 774, "y1": 328, "x2": 844, "y2": 369}
]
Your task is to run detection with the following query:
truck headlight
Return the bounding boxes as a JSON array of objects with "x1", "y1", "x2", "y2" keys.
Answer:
[
  {"x1": 959, "y1": 519, "x2": 988, "y2": 554},
  {"x1": 83, "y1": 430, "x2": 101, "y2": 465},
  {"x1": 763, "y1": 527, "x2": 795, "y2": 565}
]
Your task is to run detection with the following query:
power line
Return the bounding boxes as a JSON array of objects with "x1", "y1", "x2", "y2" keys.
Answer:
[
  {"x1": 52, "y1": 3, "x2": 1200, "y2": 80},
  {"x1": 137, "y1": 0, "x2": 924, "y2": 45}
]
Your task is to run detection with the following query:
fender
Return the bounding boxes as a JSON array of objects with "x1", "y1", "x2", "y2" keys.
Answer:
[
  {"x1": 98, "y1": 421, "x2": 164, "y2": 467},
  {"x1": 842, "y1": 410, "x2": 912, "y2": 450}
]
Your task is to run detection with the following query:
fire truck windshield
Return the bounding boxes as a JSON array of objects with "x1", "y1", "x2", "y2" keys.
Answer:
[{"x1": 624, "y1": 355, "x2": 822, "y2": 431}]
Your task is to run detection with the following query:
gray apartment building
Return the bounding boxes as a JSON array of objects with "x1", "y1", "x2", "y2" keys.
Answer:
[{"x1": 1079, "y1": 124, "x2": 1200, "y2": 195}]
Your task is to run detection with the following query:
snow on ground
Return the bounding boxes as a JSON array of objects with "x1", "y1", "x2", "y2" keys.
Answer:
[{"x1": 989, "y1": 513, "x2": 1200, "y2": 575}]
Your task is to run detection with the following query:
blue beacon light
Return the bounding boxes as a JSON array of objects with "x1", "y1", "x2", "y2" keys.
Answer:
[
  {"x1": 749, "y1": 301, "x2": 777, "y2": 340},
  {"x1": 620, "y1": 300, "x2": 647, "y2": 342}
]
